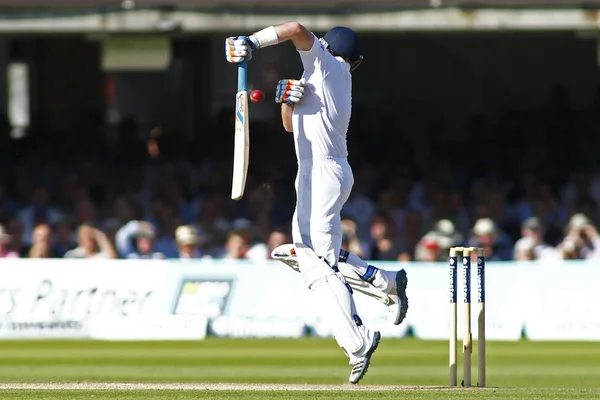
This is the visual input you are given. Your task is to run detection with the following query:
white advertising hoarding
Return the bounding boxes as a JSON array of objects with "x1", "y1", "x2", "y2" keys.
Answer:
[
  {"x1": 0, "y1": 259, "x2": 173, "y2": 320},
  {"x1": 0, "y1": 259, "x2": 177, "y2": 339},
  {"x1": 522, "y1": 262, "x2": 600, "y2": 341},
  {"x1": 0, "y1": 258, "x2": 599, "y2": 341}
]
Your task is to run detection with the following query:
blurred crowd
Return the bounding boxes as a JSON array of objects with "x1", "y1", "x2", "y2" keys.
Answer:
[{"x1": 2, "y1": 86, "x2": 600, "y2": 262}]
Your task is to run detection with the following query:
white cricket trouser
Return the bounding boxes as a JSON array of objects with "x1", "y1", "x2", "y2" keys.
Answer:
[
  {"x1": 291, "y1": 157, "x2": 374, "y2": 358},
  {"x1": 292, "y1": 157, "x2": 354, "y2": 267}
]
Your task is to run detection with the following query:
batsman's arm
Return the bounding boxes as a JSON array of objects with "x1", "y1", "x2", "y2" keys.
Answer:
[
  {"x1": 250, "y1": 22, "x2": 314, "y2": 52},
  {"x1": 281, "y1": 104, "x2": 294, "y2": 133}
]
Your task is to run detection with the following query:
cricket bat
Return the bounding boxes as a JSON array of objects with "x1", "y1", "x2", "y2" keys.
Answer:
[{"x1": 231, "y1": 53, "x2": 250, "y2": 201}]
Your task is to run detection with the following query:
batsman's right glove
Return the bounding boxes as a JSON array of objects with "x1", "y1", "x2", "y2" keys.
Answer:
[
  {"x1": 275, "y1": 78, "x2": 306, "y2": 105},
  {"x1": 225, "y1": 36, "x2": 257, "y2": 63}
]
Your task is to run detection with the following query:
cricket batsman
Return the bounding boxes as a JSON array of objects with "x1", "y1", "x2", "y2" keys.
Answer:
[{"x1": 225, "y1": 22, "x2": 407, "y2": 384}]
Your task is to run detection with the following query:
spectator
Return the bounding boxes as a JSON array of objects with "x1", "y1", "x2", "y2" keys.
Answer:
[
  {"x1": 445, "y1": 190, "x2": 470, "y2": 236},
  {"x1": 374, "y1": 186, "x2": 402, "y2": 237},
  {"x1": 6, "y1": 217, "x2": 28, "y2": 257},
  {"x1": 386, "y1": 178, "x2": 413, "y2": 236},
  {"x1": 64, "y1": 224, "x2": 118, "y2": 259},
  {"x1": 147, "y1": 195, "x2": 179, "y2": 257},
  {"x1": 407, "y1": 177, "x2": 440, "y2": 220},
  {"x1": 0, "y1": 183, "x2": 20, "y2": 222},
  {"x1": 513, "y1": 237, "x2": 537, "y2": 261},
  {"x1": 53, "y1": 217, "x2": 76, "y2": 257},
  {"x1": 232, "y1": 218, "x2": 269, "y2": 260},
  {"x1": 513, "y1": 217, "x2": 555, "y2": 260},
  {"x1": 467, "y1": 218, "x2": 513, "y2": 261},
  {"x1": 532, "y1": 183, "x2": 567, "y2": 239},
  {"x1": 369, "y1": 212, "x2": 406, "y2": 261},
  {"x1": 511, "y1": 172, "x2": 551, "y2": 229},
  {"x1": 192, "y1": 195, "x2": 232, "y2": 255},
  {"x1": 480, "y1": 182, "x2": 513, "y2": 235},
  {"x1": 18, "y1": 185, "x2": 63, "y2": 246},
  {"x1": 556, "y1": 213, "x2": 600, "y2": 259},
  {"x1": 112, "y1": 197, "x2": 136, "y2": 227},
  {"x1": 434, "y1": 219, "x2": 462, "y2": 248},
  {"x1": 0, "y1": 224, "x2": 18, "y2": 258},
  {"x1": 222, "y1": 229, "x2": 249, "y2": 259},
  {"x1": 342, "y1": 165, "x2": 377, "y2": 241},
  {"x1": 341, "y1": 217, "x2": 367, "y2": 259},
  {"x1": 100, "y1": 217, "x2": 121, "y2": 248},
  {"x1": 415, "y1": 219, "x2": 461, "y2": 262},
  {"x1": 164, "y1": 180, "x2": 195, "y2": 224},
  {"x1": 115, "y1": 220, "x2": 165, "y2": 259},
  {"x1": 561, "y1": 168, "x2": 599, "y2": 218},
  {"x1": 247, "y1": 181, "x2": 277, "y2": 241},
  {"x1": 266, "y1": 227, "x2": 291, "y2": 259},
  {"x1": 28, "y1": 223, "x2": 57, "y2": 258},
  {"x1": 4, "y1": 87, "x2": 600, "y2": 259},
  {"x1": 414, "y1": 232, "x2": 442, "y2": 262},
  {"x1": 74, "y1": 199, "x2": 97, "y2": 226},
  {"x1": 397, "y1": 210, "x2": 424, "y2": 261},
  {"x1": 174, "y1": 225, "x2": 203, "y2": 259},
  {"x1": 153, "y1": 219, "x2": 179, "y2": 258}
]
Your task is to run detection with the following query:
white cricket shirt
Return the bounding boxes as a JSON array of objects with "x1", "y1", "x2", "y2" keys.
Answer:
[{"x1": 292, "y1": 34, "x2": 351, "y2": 161}]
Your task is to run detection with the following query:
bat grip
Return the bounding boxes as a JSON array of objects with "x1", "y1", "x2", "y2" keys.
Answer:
[{"x1": 237, "y1": 35, "x2": 248, "y2": 92}]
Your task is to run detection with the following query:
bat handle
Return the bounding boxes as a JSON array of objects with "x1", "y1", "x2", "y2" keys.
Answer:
[
  {"x1": 237, "y1": 61, "x2": 247, "y2": 92},
  {"x1": 237, "y1": 35, "x2": 248, "y2": 92}
]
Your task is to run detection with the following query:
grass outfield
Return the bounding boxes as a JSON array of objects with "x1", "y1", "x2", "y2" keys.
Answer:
[{"x1": 0, "y1": 338, "x2": 598, "y2": 399}]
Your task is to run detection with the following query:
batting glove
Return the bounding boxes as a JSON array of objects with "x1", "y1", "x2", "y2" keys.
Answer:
[
  {"x1": 225, "y1": 36, "x2": 258, "y2": 63},
  {"x1": 275, "y1": 78, "x2": 306, "y2": 105}
]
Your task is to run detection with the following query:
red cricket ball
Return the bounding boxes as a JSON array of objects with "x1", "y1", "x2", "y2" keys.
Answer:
[{"x1": 250, "y1": 90, "x2": 265, "y2": 103}]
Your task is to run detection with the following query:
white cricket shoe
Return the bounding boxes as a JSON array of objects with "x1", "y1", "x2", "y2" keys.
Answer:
[
  {"x1": 348, "y1": 331, "x2": 381, "y2": 384},
  {"x1": 387, "y1": 269, "x2": 409, "y2": 325}
]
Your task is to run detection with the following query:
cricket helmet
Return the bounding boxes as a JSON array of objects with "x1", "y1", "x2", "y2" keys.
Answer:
[{"x1": 321, "y1": 26, "x2": 363, "y2": 71}]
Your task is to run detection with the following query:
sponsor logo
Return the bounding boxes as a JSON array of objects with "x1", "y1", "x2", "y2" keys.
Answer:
[
  {"x1": 237, "y1": 92, "x2": 246, "y2": 110},
  {"x1": 236, "y1": 92, "x2": 246, "y2": 123},
  {"x1": 172, "y1": 278, "x2": 233, "y2": 319},
  {"x1": 477, "y1": 266, "x2": 485, "y2": 303},
  {"x1": 449, "y1": 258, "x2": 457, "y2": 303},
  {"x1": 462, "y1": 266, "x2": 471, "y2": 302},
  {"x1": 0, "y1": 279, "x2": 153, "y2": 319},
  {"x1": 4, "y1": 320, "x2": 83, "y2": 331}
]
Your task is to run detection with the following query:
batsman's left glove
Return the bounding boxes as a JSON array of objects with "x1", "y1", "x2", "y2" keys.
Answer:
[{"x1": 275, "y1": 78, "x2": 306, "y2": 105}]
